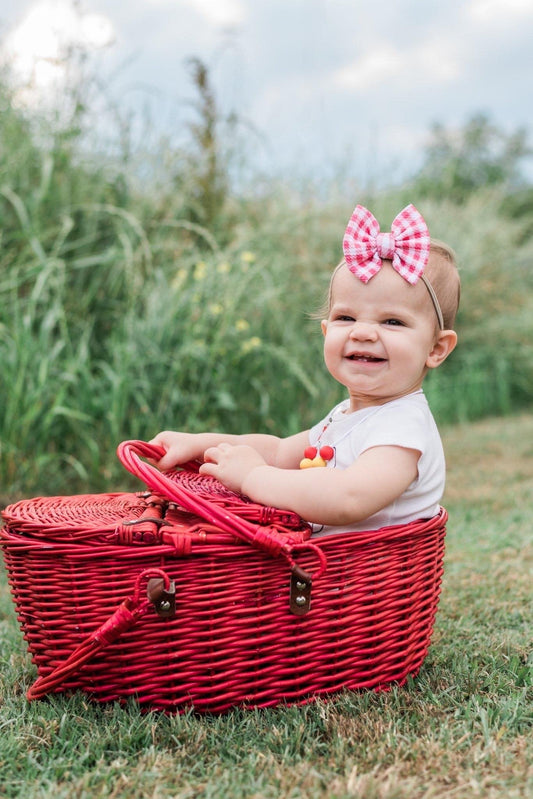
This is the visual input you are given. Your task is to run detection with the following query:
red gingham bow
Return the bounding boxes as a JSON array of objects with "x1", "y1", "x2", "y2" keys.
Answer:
[{"x1": 342, "y1": 204, "x2": 430, "y2": 285}]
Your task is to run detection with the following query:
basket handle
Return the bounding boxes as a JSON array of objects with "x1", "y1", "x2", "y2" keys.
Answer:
[
  {"x1": 117, "y1": 440, "x2": 327, "y2": 580},
  {"x1": 27, "y1": 568, "x2": 170, "y2": 701}
]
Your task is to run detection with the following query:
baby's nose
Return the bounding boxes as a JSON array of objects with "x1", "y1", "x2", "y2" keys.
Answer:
[{"x1": 349, "y1": 320, "x2": 378, "y2": 340}]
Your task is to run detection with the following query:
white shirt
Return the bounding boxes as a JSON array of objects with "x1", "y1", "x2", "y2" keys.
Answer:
[{"x1": 308, "y1": 390, "x2": 445, "y2": 535}]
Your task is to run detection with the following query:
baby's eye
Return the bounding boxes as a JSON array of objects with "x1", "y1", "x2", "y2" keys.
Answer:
[
  {"x1": 334, "y1": 314, "x2": 355, "y2": 322},
  {"x1": 383, "y1": 318, "x2": 405, "y2": 327}
]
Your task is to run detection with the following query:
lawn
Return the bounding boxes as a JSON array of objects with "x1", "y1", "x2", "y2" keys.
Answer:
[{"x1": 0, "y1": 414, "x2": 531, "y2": 798}]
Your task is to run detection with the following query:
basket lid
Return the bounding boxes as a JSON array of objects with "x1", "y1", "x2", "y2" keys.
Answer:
[
  {"x1": 165, "y1": 469, "x2": 307, "y2": 530},
  {"x1": 1, "y1": 470, "x2": 310, "y2": 543}
]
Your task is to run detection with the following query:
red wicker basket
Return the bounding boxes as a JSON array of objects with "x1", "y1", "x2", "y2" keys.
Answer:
[{"x1": 0, "y1": 440, "x2": 447, "y2": 713}]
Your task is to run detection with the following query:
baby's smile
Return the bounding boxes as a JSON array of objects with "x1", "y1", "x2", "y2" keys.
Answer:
[{"x1": 346, "y1": 352, "x2": 385, "y2": 363}]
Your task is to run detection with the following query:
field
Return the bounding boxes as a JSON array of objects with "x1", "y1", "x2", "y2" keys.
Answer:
[{"x1": 0, "y1": 413, "x2": 531, "y2": 799}]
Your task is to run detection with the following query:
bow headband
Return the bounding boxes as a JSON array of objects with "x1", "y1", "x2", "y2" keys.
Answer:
[{"x1": 342, "y1": 203, "x2": 444, "y2": 328}]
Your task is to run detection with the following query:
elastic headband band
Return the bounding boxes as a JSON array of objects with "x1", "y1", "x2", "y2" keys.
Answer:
[{"x1": 420, "y1": 274, "x2": 444, "y2": 330}]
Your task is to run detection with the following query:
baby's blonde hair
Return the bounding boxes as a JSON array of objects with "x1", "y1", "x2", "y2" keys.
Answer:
[{"x1": 319, "y1": 239, "x2": 460, "y2": 330}]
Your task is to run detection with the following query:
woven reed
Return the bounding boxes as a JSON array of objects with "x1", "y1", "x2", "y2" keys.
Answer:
[{"x1": 0, "y1": 441, "x2": 447, "y2": 713}]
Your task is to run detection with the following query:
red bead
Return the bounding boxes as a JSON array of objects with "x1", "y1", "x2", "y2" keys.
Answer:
[
  {"x1": 304, "y1": 446, "x2": 317, "y2": 460},
  {"x1": 319, "y1": 446, "x2": 334, "y2": 461}
]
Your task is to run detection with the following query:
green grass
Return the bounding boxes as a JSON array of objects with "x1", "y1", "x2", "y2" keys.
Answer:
[{"x1": 1, "y1": 414, "x2": 531, "y2": 798}]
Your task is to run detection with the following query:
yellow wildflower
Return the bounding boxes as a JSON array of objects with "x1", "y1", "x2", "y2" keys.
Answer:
[
  {"x1": 217, "y1": 261, "x2": 230, "y2": 274},
  {"x1": 194, "y1": 261, "x2": 207, "y2": 281},
  {"x1": 240, "y1": 251, "x2": 255, "y2": 264},
  {"x1": 172, "y1": 268, "x2": 187, "y2": 288},
  {"x1": 235, "y1": 319, "x2": 250, "y2": 332},
  {"x1": 241, "y1": 336, "x2": 262, "y2": 354}
]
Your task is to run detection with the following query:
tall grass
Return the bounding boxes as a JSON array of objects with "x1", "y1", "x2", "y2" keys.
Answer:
[{"x1": 0, "y1": 71, "x2": 533, "y2": 499}]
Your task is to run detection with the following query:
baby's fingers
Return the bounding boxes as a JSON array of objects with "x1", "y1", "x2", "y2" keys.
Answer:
[
  {"x1": 198, "y1": 460, "x2": 216, "y2": 477},
  {"x1": 203, "y1": 443, "x2": 232, "y2": 463}
]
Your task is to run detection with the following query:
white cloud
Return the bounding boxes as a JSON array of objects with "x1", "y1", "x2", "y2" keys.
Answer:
[
  {"x1": 334, "y1": 47, "x2": 401, "y2": 90},
  {"x1": 3, "y1": 0, "x2": 115, "y2": 91},
  {"x1": 333, "y1": 40, "x2": 460, "y2": 92},
  {"x1": 80, "y1": 12, "x2": 116, "y2": 49},
  {"x1": 468, "y1": 0, "x2": 533, "y2": 22},
  {"x1": 180, "y1": 0, "x2": 246, "y2": 28}
]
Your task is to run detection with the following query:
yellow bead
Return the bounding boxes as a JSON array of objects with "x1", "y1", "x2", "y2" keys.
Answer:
[
  {"x1": 313, "y1": 457, "x2": 327, "y2": 467},
  {"x1": 299, "y1": 458, "x2": 315, "y2": 469}
]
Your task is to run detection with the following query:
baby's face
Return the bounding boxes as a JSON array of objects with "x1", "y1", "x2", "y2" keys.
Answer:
[{"x1": 321, "y1": 263, "x2": 439, "y2": 411}]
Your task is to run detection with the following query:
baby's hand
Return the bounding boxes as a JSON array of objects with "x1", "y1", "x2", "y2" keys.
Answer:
[
  {"x1": 148, "y1": 431, "x2": 204, "y2": 471},
  {"x1": 200, "y1": 443, "x2": 267, "y2": 495}
]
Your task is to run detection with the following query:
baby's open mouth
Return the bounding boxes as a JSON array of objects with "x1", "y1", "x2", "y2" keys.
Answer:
[{"x1": 348, "y1": 354, "x2": 385, "y2": 362}]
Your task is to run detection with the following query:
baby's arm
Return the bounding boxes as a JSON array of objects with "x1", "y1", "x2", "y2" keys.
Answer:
[
  {"x1": 202, "y1": 443, "x2": 420, "y2": 526},
  {"x1": 149, "y1": 430, "x2": 308, "y2": 471}
]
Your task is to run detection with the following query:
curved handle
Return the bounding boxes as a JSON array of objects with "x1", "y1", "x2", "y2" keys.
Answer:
[
  {"x1": 117, "y1": 441, "x2": 303, "y2": 562},
  {"x1": 27, "y1": 568, "x2": 169, "y2": 701}
]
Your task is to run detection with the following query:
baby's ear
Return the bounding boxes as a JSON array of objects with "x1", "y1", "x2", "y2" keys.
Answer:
[
  {"x1": 426, "y1": 330, "x2": 457, "y2": 369},
  {"x1": 321, "y1": 320, "x2": 328, "y2": 336}
]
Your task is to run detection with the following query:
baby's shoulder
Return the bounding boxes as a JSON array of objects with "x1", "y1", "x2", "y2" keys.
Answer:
[{"x1": 363, "y1": 393, "x2": 436, "y2": 437}]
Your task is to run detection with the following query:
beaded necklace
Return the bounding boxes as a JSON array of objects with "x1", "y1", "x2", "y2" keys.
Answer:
[{"x1": 299, "y1": 416, "x2": 335, "y2": 469}]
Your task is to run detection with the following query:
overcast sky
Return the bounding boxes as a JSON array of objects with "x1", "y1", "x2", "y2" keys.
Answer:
[{"x1": 1, "y1": 0, "x2": 532, "y2": 186}]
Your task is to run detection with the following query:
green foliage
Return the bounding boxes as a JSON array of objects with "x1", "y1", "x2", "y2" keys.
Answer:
[
  {"x1": 182, "y1": 56, "x2": 233, "y2": 239},
  {"x1": 0, "y1": 65, "x2": 533, "y2": 498},
  {"x1": 413, "y1": 112, "x2": 532, "y2": 203},
  {"x1": 419, "y1": 190, "x2": 533, "y2": 424}
]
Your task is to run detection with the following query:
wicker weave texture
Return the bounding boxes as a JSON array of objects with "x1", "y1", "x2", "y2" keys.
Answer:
[{"x1": 0, "y1": 442, "x2": 447, "y2": 713}]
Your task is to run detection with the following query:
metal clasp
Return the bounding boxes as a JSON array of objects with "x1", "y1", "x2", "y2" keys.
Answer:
[
  {"x1": 147, "y1": 577, "x2": 176, "y2": 618},
  {"x1": 289, "y1": 565, "x2": 312, "y2": 615}
]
